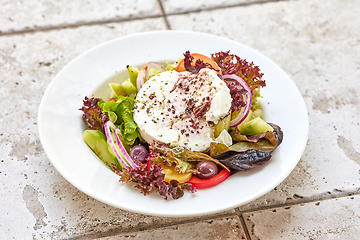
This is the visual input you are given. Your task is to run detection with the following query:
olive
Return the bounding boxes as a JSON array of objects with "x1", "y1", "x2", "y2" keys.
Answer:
[
  {"x1": 130, "y1": 145, "x2": 149, "y2": 163},
  {"x1": 195, "y1": 161, "x2": 218, "y2": 179}
]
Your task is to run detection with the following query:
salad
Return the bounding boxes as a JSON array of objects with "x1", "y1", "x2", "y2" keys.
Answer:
[{"x1": 80, "y1": 51, "x2": 283, "y2": 200}]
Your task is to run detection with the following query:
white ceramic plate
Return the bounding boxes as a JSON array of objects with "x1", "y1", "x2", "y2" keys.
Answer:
[{"x1": 38, "y1": 31, "x2": 308, "y2": 217}]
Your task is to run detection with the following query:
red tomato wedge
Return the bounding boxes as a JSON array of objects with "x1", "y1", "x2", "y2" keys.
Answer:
[
  {"x1": 175, "y1": 53, "x2": 222, "y2": 75},
  {"x1": 187, "y1": 169, "x2": 231, "y2": 189},
  {"x1": 108, "y1": 98, "x2": 117, "y2": 102}
]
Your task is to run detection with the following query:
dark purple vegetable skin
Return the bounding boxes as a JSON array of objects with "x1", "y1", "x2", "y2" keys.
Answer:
[
  {"x1": 216, "y1": 123, "x2": 283, "y2": 171},
  {"x1": 270, "y1": 123, "x2": 283, "y2": 146}
]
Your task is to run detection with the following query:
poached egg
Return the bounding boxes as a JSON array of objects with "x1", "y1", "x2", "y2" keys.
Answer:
[{"x1": 133, "y1": 68, "x2": 232, "y2": 151}]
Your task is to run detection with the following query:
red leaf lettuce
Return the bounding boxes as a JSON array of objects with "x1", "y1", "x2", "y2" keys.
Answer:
[
  {"x1": 211, "y1": 51, "x2": 266, "y2": 94},
  {"x1": 115, "y1": 161, "x2": 196, "y2": 200},
  {"x1": 79, "y1": 97, "x2": 109, "y2": 133}
]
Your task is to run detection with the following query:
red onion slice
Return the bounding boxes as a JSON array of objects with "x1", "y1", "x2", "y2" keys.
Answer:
[
  {"x1": 136, "y1": 69, "x2": 146, "y2": 91},
  {"x1": 104, "y1": 121, "x2": 136, "y2": 169},
  {"x1": 136, "y1": 62, "x2": 165, "y2": 91},
  {"x1": 145, "y1": 62, "x2": 165, "y2": 81},
  {"x1": 114, "y1": 128, "x2": 137, "y2": 168},
  {"x1": 221, "y1": 74, "x2": 252, "y2": 128},
  {"x1": 147, "y1": 62, "x2": 166, "y2": 74}
]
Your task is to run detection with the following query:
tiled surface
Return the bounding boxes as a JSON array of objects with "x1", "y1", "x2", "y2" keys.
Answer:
[
  {"x1": 99, "y1": 216, "x2": 246, "y2": 240},
  {"x1": 243, "y1": 195, "x2": 360, "y2": 239},
  {"x1": 0, "y1": 0, "x2": 162, "y2": 33},
  {"x1": 1, "y1": 0, "x2": 360, "y2": 239},
  {"x1": 160, "y1": 0, "x2": 276, "y2": 14}
]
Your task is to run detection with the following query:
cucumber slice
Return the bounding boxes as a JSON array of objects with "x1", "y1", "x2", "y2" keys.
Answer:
[
  {"x1": 235, "y1": 109, "x2": 253, "y2": 131},
  {"x1": 109, "y1": 82, "x2": 126, "y2": 97},
  {"x1": 214, "y1": 114, "x2": 231, "y2": 138},
  {"x1": 121, "y1": 79, "x2": 137, "y2": 95},
  {"x1": 240, "y1": 117, "x2": 274, "y2": 136},
  {"x1": 83, "y1": 130, "x2": 116, "y2": 168},
  {"x1": 127, "y1": 65, "x2": 140, "y2": 87},
  {"x1": 252, "y1": 109, "x2": 263, "y2": 119}
]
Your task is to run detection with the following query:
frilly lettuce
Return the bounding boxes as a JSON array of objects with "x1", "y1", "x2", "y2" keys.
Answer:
[
  {"x1": 80, "y1": 97, "x2": 109, "y2": 133},
  {"x1": 115, "y1": 161, "x2": 196, "y2": 200},
  {"x1": 99, "y1": 94, "x2": 140, "y2": 145}
]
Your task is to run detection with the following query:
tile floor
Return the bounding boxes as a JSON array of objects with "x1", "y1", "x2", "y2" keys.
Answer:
[{"x1": 1, "y1": 0, "x2": 360, "y2": 239}]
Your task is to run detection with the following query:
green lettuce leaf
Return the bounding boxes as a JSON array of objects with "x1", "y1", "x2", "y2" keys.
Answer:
[
  {"x1": 99, "y1": 95, "x2": 140, "y2": 145},
  {"x1": 118, "y1": 95, "x2": 139, "y2": 145},
  {"x1": 99, "y1": 101, "x2": 121, "y2": 123}
]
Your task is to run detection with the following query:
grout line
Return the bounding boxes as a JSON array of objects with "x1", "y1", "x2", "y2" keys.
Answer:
[
  {"x1": 239, "y1": 214, "x2": 252, "y2": 240},
  {"x1": 0, "y1": 14, "x2": 164, "y2": 37},
  {"x1": 239, "y1": 188, "x2": 360, "y2": 214},
  {"x1": 0, "y1": 0, "x2": 287, "y2": 37},
  {"x1": 235, "y1": 208, "x2": 252, "y2": 240},
  {"x1": 157, "y1": 0, "x2": 171, "y2": 30},
  {"x1": 162, "y1": 0, "x2": 287, "y2": 17},
  {"x1": 234, "y1": 190, "x2": 360, "y2": 239},
  {"x1": 70, "y1": 211, "x2": 238, "y2": 240}
]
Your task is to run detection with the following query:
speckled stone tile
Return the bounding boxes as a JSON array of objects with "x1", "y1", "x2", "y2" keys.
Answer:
[
  {"x1": 0, "y1": 18, "x2": 195, "y2": 240},
  {"x1": 161, "y1": 0, "x2": 281, "y2": 14},
  {"x1": 2, "y1": 0, "x2": 360, "y2": 239},
  {"x1": 97, "y1": 215, "x2": 246, "y2": 240},
  {"x1": 0, "y1": 0, "x2": 162, "y2": 33},
  {"x1": 243, "y1": 195, "x2": 360, "y2": 239},
  {"x1": 168, "y1": 0, "x2": 360, "y2": 209}
]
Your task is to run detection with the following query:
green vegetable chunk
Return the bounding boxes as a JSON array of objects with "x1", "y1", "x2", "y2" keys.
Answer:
[
  {"x1": 127, "y1": 65, "x2": 140, "y2": 87},
  {"x1": 109, "y1": 82, "x2": 126, "y2": 97},
  {"x1": 231, "y1": 109, "x2": 252, "y2": 133},
  {"x1": 121, "y1": 79, "x2": 137, "y2": 95},
  {"x1": 83, "y1": 130, "x2": 115, "y2": 168},
  {"x1": 240, "y1": 117, "x2": 273, "y2": 136},
  {"x1": 214, "y1": 114, "x2": 231, "y2": 138},
  {"x1": 109, "y1": 79, "x2": 137, "y2": 98},
  {"x1": 251, "y1": 109, "x2": 262, "y2": 119}
]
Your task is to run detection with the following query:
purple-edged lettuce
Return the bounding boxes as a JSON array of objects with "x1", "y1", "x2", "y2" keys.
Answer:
[
  {"x1": 114, "y1": 161, "x2": 196, "y2": 200},
  {"x1": 211, "y1": 51, "x2": 266, "y2": 111},
  {"x1": 80, "y1": 97, "x2": 109, "y2": 133},
  {"x1": 211, "y1": 51, "x2": 266, "y2": 94}
]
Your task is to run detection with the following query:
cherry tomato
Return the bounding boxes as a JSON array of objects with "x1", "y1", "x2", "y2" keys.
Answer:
[
  {"x1": 175, "y1": 53, "x2": 222, "y2": 75},
  {"x1": 187, "y1": 169, "x2": 231, "y2": 189},
  {"x1": 108, "y1": 98, "x2": 117, "y2": 102}
]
